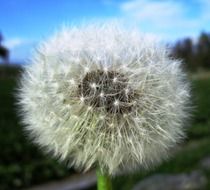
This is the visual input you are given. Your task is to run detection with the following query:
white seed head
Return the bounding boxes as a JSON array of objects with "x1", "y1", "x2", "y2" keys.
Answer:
[{"x1": 18, "y1": 23, "x2": 190, "y2": 176}]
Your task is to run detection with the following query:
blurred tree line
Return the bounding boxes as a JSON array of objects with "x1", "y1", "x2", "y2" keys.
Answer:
[
  {"x1": 0, "y1": 32, "x2": 9, "y2": 63},
  {"x1": 172, "y1": 32, "x2": 210, "y2": 71}
]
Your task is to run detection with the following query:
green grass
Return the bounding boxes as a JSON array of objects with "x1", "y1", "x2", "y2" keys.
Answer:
[{"x1": 0, "y1": 67, "x2": 210, "y2": 190}]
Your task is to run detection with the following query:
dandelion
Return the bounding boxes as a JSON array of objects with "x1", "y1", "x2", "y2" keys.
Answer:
[{"x1": 18, "y1": 23, "x2": 190, "y2": 189}]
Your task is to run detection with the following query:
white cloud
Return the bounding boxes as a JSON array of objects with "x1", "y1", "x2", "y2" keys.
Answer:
[
  {"x1": 118, "y1": 0, "x2": 210, "y2": 40},
  {"x1": 121, "y1": 0, "x2": 183, "y2": 26},
  {"x1": 3, "y1": 37, "x2": 37, "y2": 62},
  {"x1": 4, "y1": 38, "x2": 28, "y2": 49},
  {"x1": 201, "y1": 0, "x2": 210, "y2": 19}
]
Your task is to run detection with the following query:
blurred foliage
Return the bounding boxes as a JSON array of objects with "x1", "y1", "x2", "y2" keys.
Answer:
[
  {"x1": 173, "y1": 32, "x2": 210, "y2": 71},
  {"x1": 0, "y1": 65, "x2": 22, "y2": 78},
  {"x1": 0, "y1": 33, "x2": 9, "y2": 62}
]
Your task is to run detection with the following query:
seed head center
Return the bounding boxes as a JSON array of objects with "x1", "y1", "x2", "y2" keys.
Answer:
[{"x1": 78, "y1": 70, "x2": 135, "y2": 114}]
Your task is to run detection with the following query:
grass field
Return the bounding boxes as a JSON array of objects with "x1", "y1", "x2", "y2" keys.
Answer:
[{"x1": 0, "y1": 67, "x2": 210, "y2": 190}]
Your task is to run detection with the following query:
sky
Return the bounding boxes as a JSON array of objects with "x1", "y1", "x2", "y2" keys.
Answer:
[{"x1": 1, "y1": 0, "x2": 210, "y2": 63}]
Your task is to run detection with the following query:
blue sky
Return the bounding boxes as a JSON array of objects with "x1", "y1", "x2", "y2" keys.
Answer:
[{"x1": 1, "y1": 0, "x2": 210, "y2": 62}]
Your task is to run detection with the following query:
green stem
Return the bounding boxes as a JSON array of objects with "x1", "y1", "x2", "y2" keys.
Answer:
[{"x1": 96, "y1": 168, "x2": 112, "y2": 190}]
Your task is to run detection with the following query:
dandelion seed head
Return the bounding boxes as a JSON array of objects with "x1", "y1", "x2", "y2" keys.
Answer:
[{"x1": 18, "y1": 23, "x2": 190, "y2": 175}]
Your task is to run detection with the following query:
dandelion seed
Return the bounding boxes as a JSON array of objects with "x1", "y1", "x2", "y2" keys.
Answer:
[
  {"x1": 104, "y1": 67, "x2": 108, "y2": 73},
  {"x1": 114, "y1": 100, "x2": 119, "y2": 106},
  {"x1": 80, "y1": 96, "x2": 85, "y2": 103},
  {"x1": 113, "y1": 77, "x2": 117, "y2": 83},
  {"x1": 125, "y1": 88, "x2": 129, "y2": 94},
  {"x1": 90, "y1": 83, "x2": 97, "y2": 89},
  {"x1": 84, "y1": 66, "x2": 90, "y2": 73},
  {"x1": 99, "y1": 115, "x2": 105, "y2": 120},
  {"x1": 69, "y1": 78, "x2": 75, "y2": 85},
  {"x1": 87, "y1": 106, "x2": 92, "y2": 111},
  {"x1": 99, "y1": 92, "x2": 104, "y2": 98}
]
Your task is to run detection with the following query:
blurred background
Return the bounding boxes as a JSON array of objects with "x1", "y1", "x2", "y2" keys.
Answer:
[{"x1": 0, "y1": 0, "x2": 210, "y2": 190}]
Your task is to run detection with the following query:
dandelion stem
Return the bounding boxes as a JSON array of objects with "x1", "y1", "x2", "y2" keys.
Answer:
[{"x1": 96, "y1": 168, "x2": 112, "y2": 190}]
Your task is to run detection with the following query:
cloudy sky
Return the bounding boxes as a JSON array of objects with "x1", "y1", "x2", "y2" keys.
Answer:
[{"x1": 1, "y1": 0, "x2": 210, "y2": 62}]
